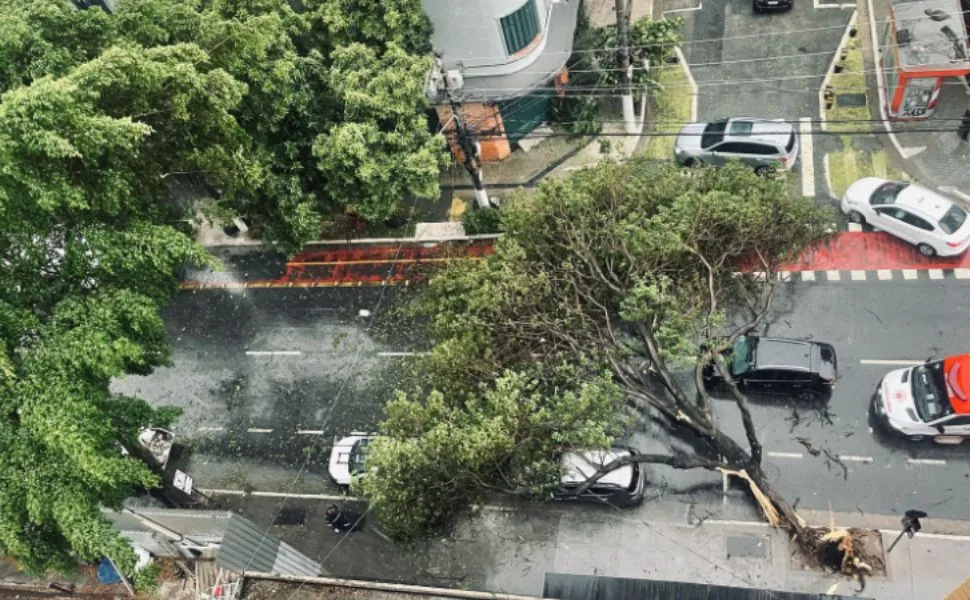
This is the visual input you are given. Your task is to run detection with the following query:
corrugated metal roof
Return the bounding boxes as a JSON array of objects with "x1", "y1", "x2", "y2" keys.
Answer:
[
  {"x1": 946, "y1": 577, "x2": 970, "y2": 600},
  {"x1": 216, "y1": 514, "x2": 321, "y2": 577},
  {"x1": 543, "y1": 573, "x2": 871, "y2": 600},
  {"x1": 105, "y1": 508, "x2": 233, "y2": 542}
]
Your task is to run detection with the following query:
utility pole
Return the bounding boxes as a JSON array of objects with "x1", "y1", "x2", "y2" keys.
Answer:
[
  {"x1": 614, "y1": 0, "x2": 637, "y2": 134},
  {"x1": 431, "y1": 53, "x2": 491, "y2": 209}
]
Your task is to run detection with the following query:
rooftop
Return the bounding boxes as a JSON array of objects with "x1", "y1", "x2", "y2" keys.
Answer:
[{"x1": 891, "y1": 0, "x2": 970, "y2": 70}]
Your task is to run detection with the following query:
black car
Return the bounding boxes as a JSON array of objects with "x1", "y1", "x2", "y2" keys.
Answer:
[
  {"x1": 703, "y1": 335, "x2": 837, "y2": 401},
  {"x1": 753, "y1": 0, "x2": 792, "y2": 12},
  {"x1": 553, "y1": 446, "x2": 647, "y2": 508}
]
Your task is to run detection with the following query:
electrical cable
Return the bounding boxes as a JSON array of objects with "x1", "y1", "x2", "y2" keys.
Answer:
[{"x1": 232, "y1": 196, "x2": 425, "y2": 577}]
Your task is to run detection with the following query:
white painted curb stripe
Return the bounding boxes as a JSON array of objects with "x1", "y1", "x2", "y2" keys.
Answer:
[
  {"x1": 954, "y1": 268, "x2": 970, "y2": 279},
  {"x1": 877, "y1": 269, "x2": 893, "y2": 280},
  {"x1": 801, "y1": 271, "x2": 816, "y2": 282},
  {"x1": 847, "y1": 222, "x2": 863, "y2": 232},
  {"x1": 907, "y1": 458, "x2": 946, "y2": 465},
  {"x1": 826, "y1": 270, "x2": 841, "y2": 281},
  {"x1": 850, "y1": 270, "x2": 867, "y2": 281},
  {"x1": 799, "y1": 117, "x2": 815, "y2": 197},
  {"x1": 902, "y1": 269, "x2": 918, "y2": 280},
  {"x1": 929, "y1": 269, "x2": 944, "y2": 280}
]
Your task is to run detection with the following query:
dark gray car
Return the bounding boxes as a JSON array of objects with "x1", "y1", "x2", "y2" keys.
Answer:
[{"x1": 673, "y1": 118, "x2": 799, "y2": 176}]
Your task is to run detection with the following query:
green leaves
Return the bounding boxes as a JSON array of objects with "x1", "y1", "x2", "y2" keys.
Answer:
[
  {"x1": 359, "y1": 369, "x2": 628, "y2": 541},
  {"x1": 368, "y1": 158, "x2": 834, "y2": 540}
]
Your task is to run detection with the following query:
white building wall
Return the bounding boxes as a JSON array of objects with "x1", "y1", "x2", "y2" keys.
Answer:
[{"x1": 422, "y1": 0, "x2": 552, "y2": 70}]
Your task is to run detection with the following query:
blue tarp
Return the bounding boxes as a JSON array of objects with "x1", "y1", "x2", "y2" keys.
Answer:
[{"x1": 96, "y1": 558, "x2": 121, "y2": 585}]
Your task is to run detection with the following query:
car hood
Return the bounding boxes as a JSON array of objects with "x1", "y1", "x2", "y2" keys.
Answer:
[
  {"x1": 844, "y1": 177, "x2": 887, "y2": 203},
  {"x1": 675, "y1": 123, "x2": 708, "y2": 153},
  {"x1": 328, "y1": 434, "x2": 369, "y2": 485},
  {"x1": 879, "y1": 368, "x2": 923, "y2": 426}
]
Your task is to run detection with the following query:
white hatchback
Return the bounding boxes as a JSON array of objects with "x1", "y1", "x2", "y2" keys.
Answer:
[{"x1": 841, "y1": 178, "x2": 970, "y2": 257}]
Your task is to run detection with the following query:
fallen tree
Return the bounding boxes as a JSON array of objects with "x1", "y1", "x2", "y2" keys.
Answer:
[{"x1": 362, "y1": 159, "x2": 873, "y2": 579}]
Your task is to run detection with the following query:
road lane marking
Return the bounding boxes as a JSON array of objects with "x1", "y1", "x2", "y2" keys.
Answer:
[
  {"x1": 838, "y1": 455, "x2": 873, "y2": 463},
  {"x1": 929, "y1": 269, "x2": 944, "y2": 280},
  {"x1": 767, "y1": 451, "x2": 803, "y2": 459},
  {"x1": 850, "y1": 270, "x2": 866, "y2": 281},
  {"x1": 800, "y1": 271, "x2": 816, "y2": 282},
  {"x1": 664, "y1": 2, "x2": 702, "y2": 12},
  {"x1": 198, "y1": 427, "x2": 226, "y2": 432},
  {"x1": 377, "y1": 351, "x2": 431, "y2": 357},
  {"x1": 202, "y1": 489, "x2": 358, "y2": 501},
  {"x1": 847, "y1": 222, "x2": 863, "y2": 232},
  {"x1": 907, "y1": 458, "x2": 946, "y2": 465},
  {"x1": 902, "y1": 269, "x2": 918, "y2": 280},
  {"x1": 297, "y1": 430, "x2": 325, "y2": 435},
  {"x1": 246, "y1": 350, "x2": 302, "y2": 357},
  {"x1": 877, "y1": 269, "x2": 893, "y2": 280},
  {"x1": 860, "y1": 359, "x2": 924, "y2": 366},
  {"x1": 826, "y1": 270, "x2": 841, "y2": 281},
  {"x1": 799, "y1": 117, "x2": 815, "y2": 197},
  {"x1": 955, "y1": 268, "x2": 970, "y2": 279},
  {"x1": 247, "y1": 428, "x2": 273, "y2": 433}
]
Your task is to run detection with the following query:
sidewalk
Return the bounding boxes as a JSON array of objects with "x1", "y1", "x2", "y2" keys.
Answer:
[
  {"x1": 862, "y1": 0, "x2": 970, "y2": 202},
  {"x1": 212, "y1": 491, "x2": 970, "y2": 600}
]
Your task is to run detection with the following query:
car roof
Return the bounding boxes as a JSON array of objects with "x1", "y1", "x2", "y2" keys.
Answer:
[
  {"x1": 895, "y1": 184, "x2": 956, "y2": 221},
  {"x1": 724, "y1": 118, "x2": 793, "y2": 147},
  {"x1": 753, "y1": 337, "x2": 813, "y2": 371},
  {"x1": 561, "y1": 447, "x2": 634, "y2": 487}
]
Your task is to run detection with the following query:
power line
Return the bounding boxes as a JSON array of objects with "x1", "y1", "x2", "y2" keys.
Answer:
[
  {"x1": 471, "y1": 125, "x2": 964, "y2": 138},
  {"x1": 438, "y1": 10, "x2": 967, "y2": 63}
]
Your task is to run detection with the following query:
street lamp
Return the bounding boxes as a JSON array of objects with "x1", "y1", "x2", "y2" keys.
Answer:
[{"x1": 886, "y1": 509, "x2": 928, "y2": 553}]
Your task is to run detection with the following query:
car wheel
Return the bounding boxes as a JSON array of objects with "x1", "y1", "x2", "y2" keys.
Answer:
[
  {"x1": 848, "y1": 211, "x2": 866, "y2": 225},
  {"x1": 907, "y1": 435, "x2": 926, "y2": 442},
  {"x1": 683, "y1": 158, "x2": 697, "y2": 168},
  {"x1": 796, "y1": 390, "x2": 818, "y2": 402},
  {"x1": 754, "y1": 165, "x2": 775, "y2": 177},
  {"x1": 917, "y1": 243, "x2": 936, "y2": 257}
]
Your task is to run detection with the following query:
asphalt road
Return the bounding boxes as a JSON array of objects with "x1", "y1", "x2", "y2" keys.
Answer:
[
  {"x1": 706, "y1": 279, "x2": 970, "y2": 520},
  {"x1": 115, "y1": 274, "x2": 970, "y2": 519}
]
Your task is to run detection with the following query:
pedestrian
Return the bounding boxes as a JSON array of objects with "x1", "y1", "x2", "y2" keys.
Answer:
[{"x1": 325, "y1": 504, "x2": 364, "y2": 534}]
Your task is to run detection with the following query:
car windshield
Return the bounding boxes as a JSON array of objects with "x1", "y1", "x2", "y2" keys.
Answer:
[
  {"x1": 701, "y1": 120, "x2": 728, "y2": 149},
  {"x1": 348, "y1": 439, "x2": 371, "y2": 475},
  {"x1": 870, "y1": 182, "x2": 909, "y2": 206},
  {"x1": 939, "y1": 205, "x2": 968, "y2": 235},
  {"x1": 912, "y1": 363, "x2": 953, "y2": 422},
  {"x1": 730, "y1": 336, "x2": 755, "y2": 375}
]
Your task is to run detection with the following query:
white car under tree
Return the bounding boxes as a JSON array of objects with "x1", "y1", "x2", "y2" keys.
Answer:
[{"x1": 841, "y1": 178, "x2": 970, "y2": 257}]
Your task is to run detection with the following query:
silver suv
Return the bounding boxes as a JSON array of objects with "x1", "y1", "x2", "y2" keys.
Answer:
[{"x1": 673, "y1": 118, "x2": 799, "y2": 176}]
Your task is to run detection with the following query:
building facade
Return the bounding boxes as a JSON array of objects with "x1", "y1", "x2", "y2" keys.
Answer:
[{"x1": 423, "y1": 0, "x2": 580, "y2": 161}]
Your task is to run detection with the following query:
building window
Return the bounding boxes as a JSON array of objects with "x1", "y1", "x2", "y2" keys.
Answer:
[{"x1": 501, "y1": 0, "x2": 541, "y2": 55}]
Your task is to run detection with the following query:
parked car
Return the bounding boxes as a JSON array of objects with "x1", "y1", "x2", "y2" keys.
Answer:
[
  {"x1": 841, "y1": 178, "x2": 970, "y2": 257},
  {"x1": 703, "y1": 335, "x2": 837, "y2": 401},
  {"x1": 872, "y1": 354, "x2": 970, "y2": 443},
  {"x1": 673, "y1": 118, "x2": 799, "y2": 176},
  {"x1": 553, "y1": 446, "x2": 647, "y2": 507},
  {"x1": 753, "y1": 0, "x2": 793, "y2": 12},
  {"x1": 328, "y1": 433, "x2": 373, "y2": 487}
]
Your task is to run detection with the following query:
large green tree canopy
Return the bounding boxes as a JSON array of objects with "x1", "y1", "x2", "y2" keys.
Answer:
[
  {"x1": 0, "y1": 0, "x2": 442, "y2": 574},
  {"x1": 362, "y1": 160, "x2": 834, "y2": 540},
  {"x1": 0, "y1": 0, "x2": 446, "y2": 250}
]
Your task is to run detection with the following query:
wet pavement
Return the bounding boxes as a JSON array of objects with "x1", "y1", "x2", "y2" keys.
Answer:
[{"x1": 115, "y1": 246, "x2": 970, "y2": 522}]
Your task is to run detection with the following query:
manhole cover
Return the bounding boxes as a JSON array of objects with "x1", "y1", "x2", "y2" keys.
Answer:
[
  {"x1": 274, "y1": 508, "x2": 307, "y2": 526},
  {"x1": 726, "y1": 534, "x2": 770, "y2": 560},
  {"x1": 836, "y1": 93, "x2": 867, "y2": 107}
]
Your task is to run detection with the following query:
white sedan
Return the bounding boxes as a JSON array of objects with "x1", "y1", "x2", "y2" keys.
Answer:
[
  {"x1": 327, "y1": 433, "x2": 373, "y2": 487},
  {"x1": 841, "y1": 178, "x2": 970, "y2": 257}
]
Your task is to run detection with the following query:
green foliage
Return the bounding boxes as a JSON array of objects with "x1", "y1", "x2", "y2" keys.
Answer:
[
  {"x1": 358, "y1": 369, "x2": 628, "y2": 541},
  {"x1": 461, "y1": 206, "x2": 503, "y2": 235},
  {"x1": 366, "y1": 159, "x2": 834, "y2": 539},
  {"x1": 133, "y1": 561, "x2": 163, "y2": 594}
]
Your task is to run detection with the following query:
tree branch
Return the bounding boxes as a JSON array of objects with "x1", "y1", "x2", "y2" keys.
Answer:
[{"x1": 571, "y1": 452, "x2": 728, "y2": 498}]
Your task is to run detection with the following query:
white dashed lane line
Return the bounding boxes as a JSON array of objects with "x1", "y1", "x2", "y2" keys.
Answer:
[
  {"x1": 859, "y1": 359, "x2": 924, "y2": 366},
  {"x1": 296, "y1": 429, "x2": 325, "y2": 435},
  {"x1": 907, "y1": 458, "x2": 947, "y2": 466},
  {"x1": 838, "y1": 455, "x2": 873, "y2": 464},
  {"x1": 767, "y1": 451, "x2": 803, "y2": 459},
  {"x1": 245, "y1": 350, "x2": 302, "y2": 357},
  {"x1": 247, "y1": 428, "x2": 273, "y2": 433}
]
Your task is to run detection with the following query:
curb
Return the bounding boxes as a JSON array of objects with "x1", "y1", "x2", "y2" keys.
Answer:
[
  {"x1": 817, "y1": 10, "x2": 858, "y2": 132},
  {"x1": 199, "y1": 231, "x2": 502, "y2": 250}
]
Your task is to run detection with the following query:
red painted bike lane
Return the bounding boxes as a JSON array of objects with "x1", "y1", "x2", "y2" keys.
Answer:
[
  {"x1": 181, "y1": 233, "x2": 970, "y2": 290},
  {"x1": 778, "y1": 232, "x2": 970, "y2": 272}
]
